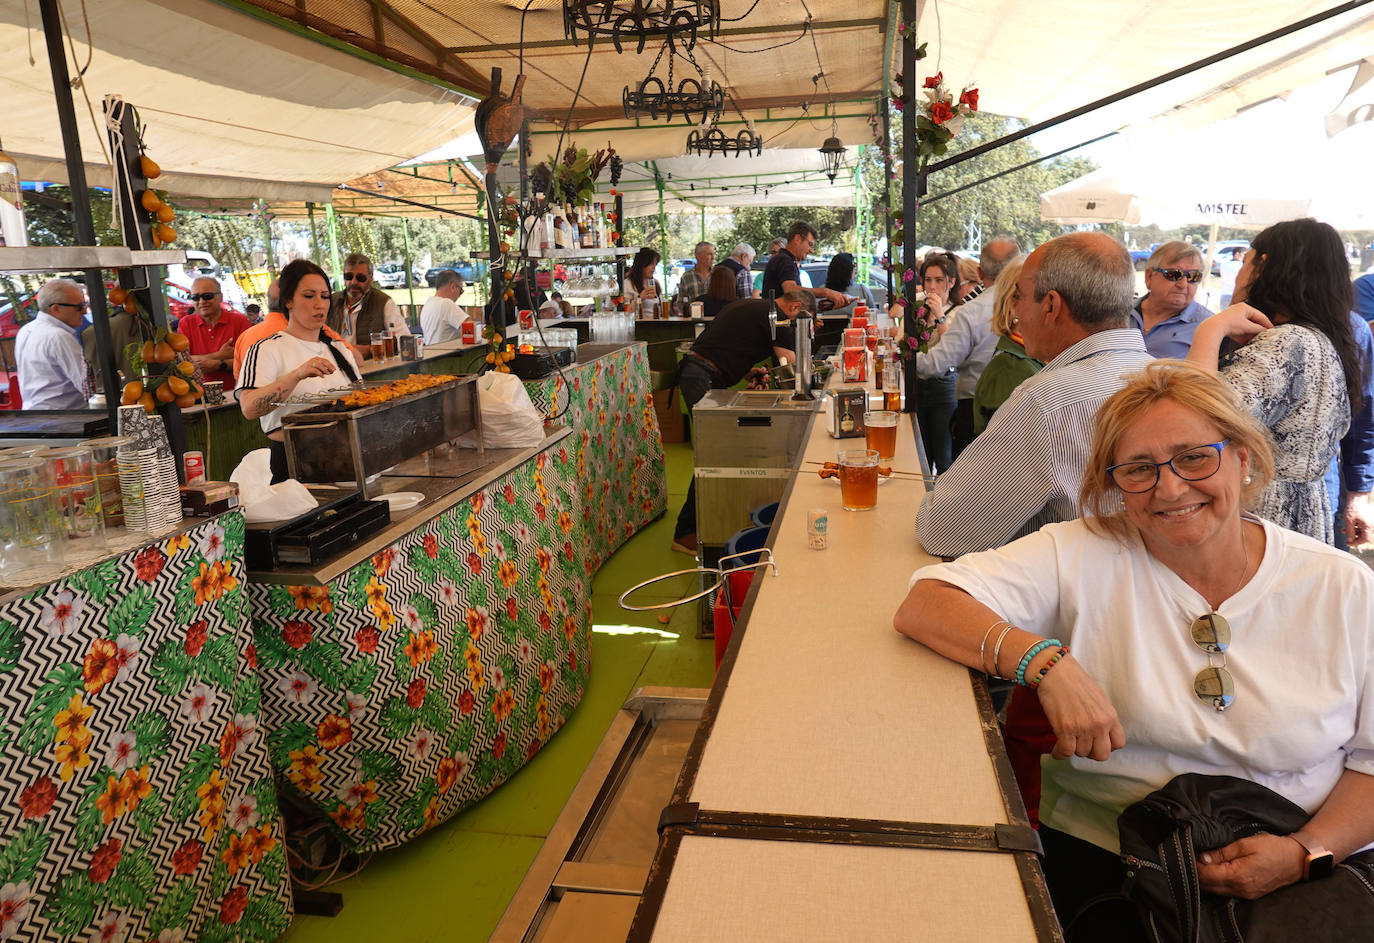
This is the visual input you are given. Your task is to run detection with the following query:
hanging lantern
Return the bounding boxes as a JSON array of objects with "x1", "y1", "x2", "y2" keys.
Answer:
[
  {"x1": 819, "y1": 135, "x2": 846, "y2": 183},
  {"x1": 564, "y1": 0, "x2": 720, "y2": 54},
  {"x1": 686, "y1": 123, "x2": 762, "y2": 158}
]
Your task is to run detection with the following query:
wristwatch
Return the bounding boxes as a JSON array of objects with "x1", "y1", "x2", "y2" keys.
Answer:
[{"x1": 1291, "y1": 834, "x2": 1336, "y2": 881}]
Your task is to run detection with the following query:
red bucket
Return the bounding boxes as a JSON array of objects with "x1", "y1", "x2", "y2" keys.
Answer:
[{"x1": 711, "y1": 569, "x2": 755, "y2": 669}]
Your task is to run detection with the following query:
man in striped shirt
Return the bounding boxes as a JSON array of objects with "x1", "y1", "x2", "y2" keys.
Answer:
[{"x1": 917, "y1": 232, "x2": 1153, "y2": 557}]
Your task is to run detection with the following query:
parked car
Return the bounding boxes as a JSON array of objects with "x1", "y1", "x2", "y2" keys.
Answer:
[
  {"x1": 164, "y1": 250, "x2": 251, "y2": 311},
  {"x1": 424, "y1": 262, "x2": 478, "y2": 287},
  {"x1": 533, "y1": 264, "x2": 568, "y2": 291},
  {"x1": 375, "y1": 262, "x2": 421, "y2": 289},
  {"x1": 749, "y1": 258, "x2": 813, "y2": 293}
]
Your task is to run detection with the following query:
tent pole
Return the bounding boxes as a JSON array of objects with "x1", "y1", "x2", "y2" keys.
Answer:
[
  {"x1": 259, "y1": 200, "x2": 275, "y2": 274},
  {"x1": 403, "y1": 217, "x2": 417, "y2": 310},
  {"x1": 325, "y1": 203, "x2": 344, "y2": 288},
  {"x1": 882, "y1": 94, "x2": 895, "y2": 306},
  {"x1": 37, "y1": 0, "x2": 120, "y2": 424},
  {"x1": 900, "y1": 0, "x2": 919, "y2": 418},
  {"x1": 307, "y1": 201, "x2": 321, "y2": 266},
  {"x1": 855, "y1": 146, "x2": 870, "y2": 288},
  {"x1": 700, "y1": 206, "x2": 706, "y2": 243},
  {"x1": 655, "y1": 167, "x2": 668, "y2": 285}
]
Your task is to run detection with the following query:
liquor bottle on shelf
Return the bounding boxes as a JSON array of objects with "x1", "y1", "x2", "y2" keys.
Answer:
[
  {"x1": 566, "y1": 204, "x2": 581, "y2": 249},
  {"x1": 553, "y1": 208, "x2": 570, "y2": 249},
  {"x1": 539, "y1": 195, "x2": 554, "y2": 252},
  {"x1": 0, "y1": 139, "x2": 27, "y2": 248},
  {"x1": 580, "y1": 205, "x2": 595, "y2": 249},
  {"x1": 595, "y1": 203, "x2": 608, "y2": 250}
]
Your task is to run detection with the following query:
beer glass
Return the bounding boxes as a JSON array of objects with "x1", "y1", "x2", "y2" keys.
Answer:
[
  {"x1": 864, "y1": 411, "x2": 899, "y2": 461},
  {"x1": 371, "y1": 332, "x2": 387, "y2": 361},
  {"x1": 838, "y1": 449, "x2": 879, "y2": 511}
]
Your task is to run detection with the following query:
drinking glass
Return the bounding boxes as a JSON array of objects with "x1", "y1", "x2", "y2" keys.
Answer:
[
  {"x1": 371, "y1": 332, "x2": 387, "y2": 361},
  {"x1": 838, "y1": 449, "x2": 879, "y2": 511},
  {"x1": 81, "y1": 436, "x2": 134, "y2": 529},
  {"x1": 0, "y1": 457, "x2": 65, "y2": 583},
  {"x1": 43, "y1": 446, "x2": 106, "y2": 548},
  {"x1": 382, "y1": 332, "x2": 398, "y2": 359},
  {"x1": 864, "y1": 411, "x2": 899, "y2": 460}
]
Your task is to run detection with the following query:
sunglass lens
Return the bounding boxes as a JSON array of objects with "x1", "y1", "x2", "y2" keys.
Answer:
[
  {"x1": 1194, "y1": 665, "x2": 1235, "y2": 711},
  {"x1": 1190, "y1": 612, "x2": 1230, "y2": 653}
]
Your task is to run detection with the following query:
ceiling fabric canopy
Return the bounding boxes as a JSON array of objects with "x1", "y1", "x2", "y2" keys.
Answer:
[
  {"x1": 231, "y1": 0, "x2": 891, "y2": 162},
  {"x1": 1, "y1": 0, "x2": 476, "y2": 206},
  {"x1": 911, "y1": 0, "x2": 1374, "y2": 152}
]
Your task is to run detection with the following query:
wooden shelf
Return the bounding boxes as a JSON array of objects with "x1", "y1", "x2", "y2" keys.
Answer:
[{"x1": 0, "y1": 246, "x2": 186, "y2": 273}]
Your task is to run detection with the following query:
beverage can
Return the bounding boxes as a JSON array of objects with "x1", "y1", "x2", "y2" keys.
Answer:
[
  {"x1": 461, "y1": 319, "x2": 476, "y2": 343},
  {"x1": 807, "y1": 509, "x2": 828, "y2": 550},
  {"x1": 519, "y1": 309, "x2": 535, "y2": 330},
  {"x1": 184, "y1": 451, "x2": 206, "y2": 485}
]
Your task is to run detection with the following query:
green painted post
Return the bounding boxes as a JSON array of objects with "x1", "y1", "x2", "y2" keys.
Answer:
[
  {"x1": 402, "y1": 216, "x2": 416, "y2": 309},
  {"x1": 854, "y1": 147, "x2": 871, "y2": 287},
  {"x1": 700, "y1": 205, "x2": 706, "y2": 242},
  {"x1": 657, "y1": 174, "x2": 668, "y2": 282},
  {"x1": 306, "y1": 201, "x2": 321, "y2": 265},
  {"x1": 325, "y1": 203, "x2": 344, "y2": 289},
  {"x1": 259, "y1": 200, "x2": 275, "y2": 275}
]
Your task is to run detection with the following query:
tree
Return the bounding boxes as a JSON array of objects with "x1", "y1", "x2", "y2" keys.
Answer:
[{"x1": 896, "y1": 110, "x2": 1096, "y2": 252}]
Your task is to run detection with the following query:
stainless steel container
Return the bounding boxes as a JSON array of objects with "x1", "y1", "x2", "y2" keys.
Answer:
[
  {"x1": 280, "y1": 377, "x2": 481, "y2": 498},
  {"x1": 691, "y1": 389, "x2": 817, "y2": 546}
]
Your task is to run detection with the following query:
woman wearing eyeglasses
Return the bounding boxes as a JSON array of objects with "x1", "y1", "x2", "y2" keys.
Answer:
[
  {"x1": 895, "y1": 360, "x2": 1374, "y2": 941},
  {"x1": 1186, "y1": 218, "x2": 1359, "y2": 544}
]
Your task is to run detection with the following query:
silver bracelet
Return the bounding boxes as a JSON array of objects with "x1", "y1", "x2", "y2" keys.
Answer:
[
  {"x1": 990, "y1": 625, "x2": 1017, "y2": 680},
  {"x1": 979, "y1": 620, "x2": 1009, "y2": 674}
]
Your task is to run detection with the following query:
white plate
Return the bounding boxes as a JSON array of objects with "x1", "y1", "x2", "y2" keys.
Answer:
[{"x1": 382, "y1": 491, "x2": 425, "y2": 511}]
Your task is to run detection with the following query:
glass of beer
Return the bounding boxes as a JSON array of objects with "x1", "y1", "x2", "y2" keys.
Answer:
[
  {"x1": 382, "y1": 332, "x2": 399, "y2": 360},
  {"x1": 838, "y1": 448, "x2": 879, "y2": 511},
  {"x1": 371, "y1": 332, "x2": 387, "y2": 361},
  {"x1": 864, "y1": 410, "x2": 899, "y2": 460}
]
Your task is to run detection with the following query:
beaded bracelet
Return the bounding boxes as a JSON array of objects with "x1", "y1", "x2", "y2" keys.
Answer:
[
  {"x1": 979, "y1": 620, "x2": 1010, "y2": 674},
  {"x1": 1015, "y1": 638, "x2": 1063, "y2": 687},
  {"x1": 1027, "y1": 647, "x2": 1069, "y2": 689}
]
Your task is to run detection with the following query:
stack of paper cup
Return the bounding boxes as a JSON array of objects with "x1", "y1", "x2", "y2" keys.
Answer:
[
  {"x1": 154, "y1": 452, "x2": 182, "y2": 529},
  {"x1": 117, "y1": 447, "x2": 154, "y2": 533}
]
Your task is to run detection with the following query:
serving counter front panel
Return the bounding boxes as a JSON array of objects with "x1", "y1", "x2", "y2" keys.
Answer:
[
  {"x1": 529, "y1": 342, "x2": 666, "y2": 572},
  {"x1": 0, "y1": 513, "x2": 292, "y2": 943},
  {"x1": 245, "y1": 437, "x2": 594, "y2": 854}
]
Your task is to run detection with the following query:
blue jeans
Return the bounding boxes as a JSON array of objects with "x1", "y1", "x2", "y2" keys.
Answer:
[{"x1": 916, "y1": 372, "x2": 957, "y2": 473}]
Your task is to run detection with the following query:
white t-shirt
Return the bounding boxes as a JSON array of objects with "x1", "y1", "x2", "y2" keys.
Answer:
[
  {"x1": 238, "y1": 330, "x2": 360, "y2": 434},
  {"x1": 910, "y1": 516, "x2": 1374, "y2": 853},
  {"x1": 419, "y1": 295, "x2": 469, "y2": 344}
]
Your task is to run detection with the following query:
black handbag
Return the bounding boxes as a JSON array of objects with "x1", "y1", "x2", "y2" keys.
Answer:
[{"x1": 1116, "y1": 773, "x2": 1374, "y2": 943}]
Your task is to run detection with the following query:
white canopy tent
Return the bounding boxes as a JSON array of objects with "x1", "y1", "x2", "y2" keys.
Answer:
[{"x1": 0, "y1": 0, "x2": 477, "y2": 206}]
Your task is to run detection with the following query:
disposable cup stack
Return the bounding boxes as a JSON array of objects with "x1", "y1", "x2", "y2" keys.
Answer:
[{"x1": 116, "y1": 447, "x2": 155, "y2": 533}]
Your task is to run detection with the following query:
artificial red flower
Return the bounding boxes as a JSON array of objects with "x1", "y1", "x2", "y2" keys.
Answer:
[
  {"x1": 281, "y1": 621, "x2": 311, "y2": 649},
  {"x1": 355, "y1": 625, "x2": 380, "y2": 654},
  {"x1": 133, "y1": 546, "x2": 166, "y2": 582},
  {"x1": 89, "y1": 838, "x2": 122, "y2": 884},
  {"x1": 930, "y1": 100, "x2": 954, "y2": 125},
  {"x1": 219, "y1": 886, "x2": 248, "y2": 925},
  {"x1": 185, "y1": 620, "x2": 208, "y2": 657},
  {"x1": 172, "y1": 839, "x2": 203, "y2": 875},
  {"x1": 923, "y1": 71, "x2": 943, "y2": 88},
  {"x1": 405, "y1": 678, "x2": 426, "y2": 709},
  {"x1": 19, "y1": 777, "x2": 57, "y2": 819},
  {"x1": 959, "y1": 87, "x2": 979, "y2": 110}
]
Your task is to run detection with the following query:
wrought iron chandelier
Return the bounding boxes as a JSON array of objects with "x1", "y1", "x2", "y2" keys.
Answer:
[
  {"x1": 686, "y1": 123, "x2": 762, "y2": 158},
  {"x1": 563, "y1": 0, "x2": 721, "y2": 54},
  {"x1": 623, "y1": 41, "x2": 724, "y2": 124}
]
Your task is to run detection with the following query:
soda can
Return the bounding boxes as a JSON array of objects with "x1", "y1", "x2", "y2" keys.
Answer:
[
  {"x1": 184, "y1": 450, "x2": 206, "y2": 485},
  {"x1": 807, "y1": 508, "x2": 828, "y2": 550},
  {"x1": 519, "y1": 309, "x2": 535, "y2": 330},
  {"x1": 461, "y1": 319, "x2": 476, "y2": 344}
]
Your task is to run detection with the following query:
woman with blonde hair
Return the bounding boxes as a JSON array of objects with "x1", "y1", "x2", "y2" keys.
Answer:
[
  {"x1": 970, "y1": 257, "x2": 1041, "y2": 435},
  {"x1": 896, "y1": 360, "x2": 1374, "y2": 940}
]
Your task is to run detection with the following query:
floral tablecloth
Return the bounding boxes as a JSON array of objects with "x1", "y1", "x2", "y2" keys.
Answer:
[
  {"x1": 527, "y1": 342, "x2": 667, "y2": 571},
  {"x1": 0, "y1": 514, "x2": 292, "y2": 942},
  {"x1": 245, "y1": 438, "x2": 590, "y2": 854}
]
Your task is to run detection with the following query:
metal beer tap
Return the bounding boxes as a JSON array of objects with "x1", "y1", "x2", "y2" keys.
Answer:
[{"x1": 791, "y1": 311, "x2": 815, "y2": 401}]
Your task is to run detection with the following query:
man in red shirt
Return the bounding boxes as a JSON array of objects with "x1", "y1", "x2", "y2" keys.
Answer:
[{"x1": 180, "y1": 277, "x2": 250, "y2": 389}]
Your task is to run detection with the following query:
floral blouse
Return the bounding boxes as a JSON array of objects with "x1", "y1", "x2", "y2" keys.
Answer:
[{"x1": 1220, "y1": 323, "x2": 1350, "y2": 544}]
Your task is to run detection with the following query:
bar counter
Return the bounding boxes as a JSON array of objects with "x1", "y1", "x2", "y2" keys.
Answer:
[
  {"x1": 629, "y1": 384, "x2": 1061, "y2": 941},
  {"x1": 243, "y1": 341, "x2": 666, "y2": 854}
]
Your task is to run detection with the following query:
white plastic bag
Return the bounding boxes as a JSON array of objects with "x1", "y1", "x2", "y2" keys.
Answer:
[
  {"x1": 460, "y1": 371, "x2": 546, "y2": 448},
  {"x1": 230, "y1": 448, "x2": 319, "y2": 523}
]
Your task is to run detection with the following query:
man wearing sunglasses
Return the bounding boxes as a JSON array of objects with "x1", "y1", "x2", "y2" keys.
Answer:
[
  {"x1": 15, "y1": 279, "x2": 90, "y2": 410},
  {"x1": 1130, "y1": 241, "x2": 1212, "y2": 358},
  {"x1": 327, "y1": 253, "x2": 408, "y2": 359},
  {"x1": 180, "y1": 277, "x2": 251, "y2": 390}
]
